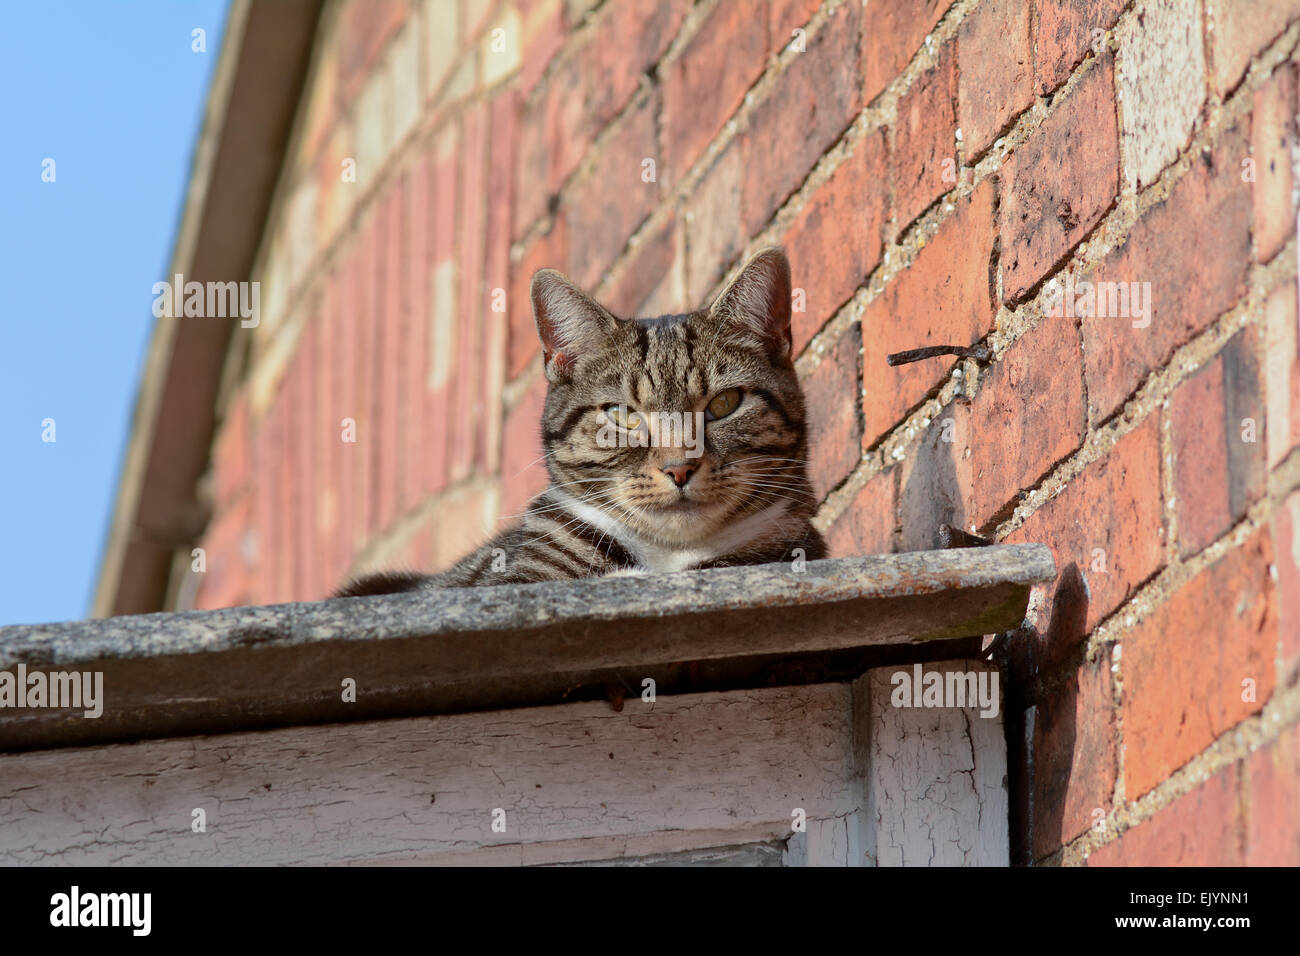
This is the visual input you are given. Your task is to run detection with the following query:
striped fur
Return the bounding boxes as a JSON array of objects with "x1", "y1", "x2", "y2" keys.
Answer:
[{"x1": 337, "y1": 247, "x2": 826, "y2": 597}]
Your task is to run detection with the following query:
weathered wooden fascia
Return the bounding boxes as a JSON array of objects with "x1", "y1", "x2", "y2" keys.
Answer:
[{"x1": 0, "y1": 546, "x2": 1054, "y2": 751}]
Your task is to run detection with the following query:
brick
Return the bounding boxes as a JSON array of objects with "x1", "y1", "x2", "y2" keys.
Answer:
[
  {"x1": 769, "y1": 0, "x2": 820, "y2": 52},
  {"x1": 741, "y1": 0, "x2": 862, "y2": 235},
  {"x1": 513, "y1": 93, "x2": 551, "y2": 233},
  {"x1": 661, "y1": 0, "x2": 768, "y2": 189},
  {"x1": 194, "y1": 495, "x2": 254, "y2": 611},
  {"x1": 423, "y1": 0, "x2": 461, "y2": 100},
  {"x1": 339, "y1": 0, "x2": 407, "y2": 101},
  {"x1": 891, "y1": 42, "x2": 957, "y2": 234},
  {"x1": 1007, "y1": 416, "x2": 1164, "y2": 666},
  {"x1": 957, "y1": 0, "x2": 1033, "y2": 158},
  {"x1": 1245, "y1": 723, "x2": 1300, "y2": 864},
  {"x1": 354, "y1": 213, "x2": 378, "y2": 549},
  {"x1": 564, "y1": 90, "x2": 660, "y2": 289},
  {"x1": 400, "y1": 158, "x2": 431, "y2": 516},
  {"x1": 213, "y1": 394, "x2": 251, "y2": 509},
  {"x1": 1116, "y1": 0, "x2": 1205, "y2": 192},
  {"x1": 354, "y1": 56, "x2": 394, "y2": 188},
  {"x1": 296, "y1": 326, "x2": 320, "y2": 600},
  {"x1": 1122, "y1": 528, "x2": 1277, "y2": 798},
  {"x1": 1252, "y1": 63, "x2": 1298, "y2": 264},
  {"x1": 1273, "y1": 490, "x2": 1300, "y2": 682},
  {"x1": 499, "y1": 375, "x2": 550, "y2": 518},
  {"x1": 825, "y1": 467, "x2": 897, "y2": 557},
  {"x1": 277, "y1": 393, "x2": 296, "y2": 603},
  {"x1": 684, "y1": 142, "x2": 745, "y2": 306},
  {"x1": 1031, "y1": 657, "x2": 1117, "y2": 860},
  {"x1": 317, "y1": 274, "x2": 342, "y2": 592},
  {"x1": 861, "y1": 178, "x2": 997, "y2": 447},
  {"x1": 518, "y1": 0, "x2": 564, "y2": 95},
  {"x1": 431, "y1": 484, "x2": 496, "y2": 570},
  {"x1": 965, "y1": 315, "x2": 1087, "y2": 527},
  {"x1": 603, "y1": 215, "x2": 679, "y2": 318},
  {"x1": 897, "y1": 402, "x2": 975, "y2": 553},
  {"x1": 463, "y1": 0, "x2": 495, "y2": 39},
  {"x1": 1207, "y1": 0, "x2": 1300, "y2": 97},
  {"x1": 481, "y1": 4, "x2": 522, "y2": 86},
  {"x1": 1088, "y1": 764, "x2": 1243, "y2": 865},
  {"x1": 389, "y1": 17, "x2": 421, "y2": 147},
  {"x1": 508, "y1": 218, "x2": 568, "y2": 378},
  {"x1": 432, "y1": 124, "x2": 459, "y2": 261},
  {"x1": 524, "y1": 0, "x2": 688, "y2": 224},
  {"x1": 999, "y1": 53, "x2": 1118, "y2": 302},
  {"x1": 451, "y1": 105, "x2": 490, "y2": 483},
  {"x1": 1081, "y1": 122, "x2": 1252, "y2": 425},
  {"x1": 254, "y1": 397, "x2": 279, "y2": 605},
  {"x1": 377, "y1": 188, "x2": 404, "y2": 534},
  {"x1": 423, "y1": 257, "x2": 455, "y2": 499},
  {"x1": 783, "y1": 128, "x2": 887, "y2": 353},
  {"x1": 861, "y1": 0, "x2": 951, "y2": 106},
  {"x1": 481, "y1": 92, "x2": 517, "y2": 475},
  {"x1": 284, "y1": 179, "x2": 319, "y2": 293},
  {"x1": 803, "y1": 323, "x2": 864, "y2": 499},
  {"x1": 336, "y1": 257, "x2": 359, "y2": 583},
  {"x1": 395, "y1": 518, "x2": 432, "y2": 573},
  {"x1": 1033, "y1": 0, "x2": 1125, "y2": 95},
  {"x1": 317, "y1": 116, "x2": 355, "y2": 246},
  {"x1": 1169, "y1": 327, "x2": 1265, "y2": 557},
  {"x1": 566, "y1": 0, "x2": 598, "y2": 22},
  {"x1": 638, "y1": 242, "x2": 689, "y2": 317}
]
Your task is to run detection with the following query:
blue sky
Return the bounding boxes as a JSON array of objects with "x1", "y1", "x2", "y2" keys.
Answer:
[{"x1": 0, "y1": 1, "x2": 230, "y2": 626}]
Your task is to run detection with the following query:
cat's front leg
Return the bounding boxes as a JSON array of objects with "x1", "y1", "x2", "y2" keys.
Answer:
[{"x1": 601, "y1": 567, "x2": 649, "y2": 578}]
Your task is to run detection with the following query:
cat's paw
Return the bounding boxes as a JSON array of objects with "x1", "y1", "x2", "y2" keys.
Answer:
[{"x1": 602, "y1": 567, "x2": 649, "y2": 578}]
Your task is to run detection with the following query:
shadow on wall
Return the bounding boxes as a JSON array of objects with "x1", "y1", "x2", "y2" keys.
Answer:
[
  {"x1": 1007, "y1": 560, "x2": 1092, "y2": 864},
  {"x1": 900, "y1": 399, "x2": 967, "y2": 552}
]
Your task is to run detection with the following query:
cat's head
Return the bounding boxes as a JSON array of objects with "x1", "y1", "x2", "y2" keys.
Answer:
[{"x1": 529, "y1": 247, "x2": 814, "y2": 547}]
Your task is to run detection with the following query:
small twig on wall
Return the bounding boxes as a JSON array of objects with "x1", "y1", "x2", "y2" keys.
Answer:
[{"x1": 886, "y1": 344, "x2": 991, "y2": 366}]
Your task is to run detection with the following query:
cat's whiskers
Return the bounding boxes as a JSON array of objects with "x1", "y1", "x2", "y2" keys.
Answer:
[
  {"x1": 497, "y1": 480, "x2": 620, "y2": 520},
  {"x1": 724, "y1": 454, "x2": 811, "y2": 467}
]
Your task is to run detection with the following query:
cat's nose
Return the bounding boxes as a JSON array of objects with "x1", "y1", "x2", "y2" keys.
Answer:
[{"x1": 661, "y1": 462, "x2": 698, "y2": 488}]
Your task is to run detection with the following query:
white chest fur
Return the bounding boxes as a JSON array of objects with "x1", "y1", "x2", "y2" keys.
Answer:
[{"x1": 550, "y1": 491, "x2": 790, "y2": 573}]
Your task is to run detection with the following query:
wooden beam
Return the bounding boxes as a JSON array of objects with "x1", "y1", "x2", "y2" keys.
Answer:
[{"x1": 1, "y1": 546, "x2": 1053, "y2": 751}]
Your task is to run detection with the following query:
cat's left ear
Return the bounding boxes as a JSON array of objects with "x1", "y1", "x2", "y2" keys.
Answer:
[
  {"x1": 707, "y1": 247, "x2": 793, "y2": 363},
  {"x1": 531, "y1": 269, "x2": 617, "y2": 382}
]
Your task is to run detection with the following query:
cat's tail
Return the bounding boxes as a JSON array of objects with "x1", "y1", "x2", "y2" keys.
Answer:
[{"x1": 333, "y1": 570, "x2": 433, "y2": 598}]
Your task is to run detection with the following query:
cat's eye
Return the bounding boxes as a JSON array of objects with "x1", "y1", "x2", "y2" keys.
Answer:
[
  {"x1": 604, "y1": 404, "x2": 643, "y2": 430},
  {"x1": 705, "y1": 388, "x2": 742, "y2": 421}
]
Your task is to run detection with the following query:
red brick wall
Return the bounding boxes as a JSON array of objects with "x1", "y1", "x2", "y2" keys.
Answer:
[{"x1": 190, "y1": 0, "x2": 1300, "y2": 865}]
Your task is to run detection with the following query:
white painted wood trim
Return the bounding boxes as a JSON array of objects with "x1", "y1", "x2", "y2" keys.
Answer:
[
  {"x1": 0, "y1": 662, "x2": 1009, "y2": 866},
  {"x1": 0, "y1": 684, "x2": 857, "y2": 866},
  {"x1": 857, "y1": 660, "x2": 1010, "y2": 866}
]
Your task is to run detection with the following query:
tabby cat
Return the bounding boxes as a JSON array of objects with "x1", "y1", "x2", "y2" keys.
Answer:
[{"x1": 338, "y1": 246, "x2": 826, "y2": 596}]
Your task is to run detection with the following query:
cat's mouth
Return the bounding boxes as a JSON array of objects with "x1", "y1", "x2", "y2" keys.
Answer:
[
  {"x1": 652, "y1": 497, "x2": 700, "y2": 512},
  {"x1": 636, "y1": 492, "x2": 695, "y2": 512},
  {"x1": 632, "y1": 490, "x2": 716, "y2": 519}
]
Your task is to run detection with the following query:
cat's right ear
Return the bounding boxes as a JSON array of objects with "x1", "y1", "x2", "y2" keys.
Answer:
[
  {"x1": 707, "y1": 247, "x2": 794, "y2": 363},
  {"x1": 531, "y1": 269, "x2": 617, "y2": 382}
]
